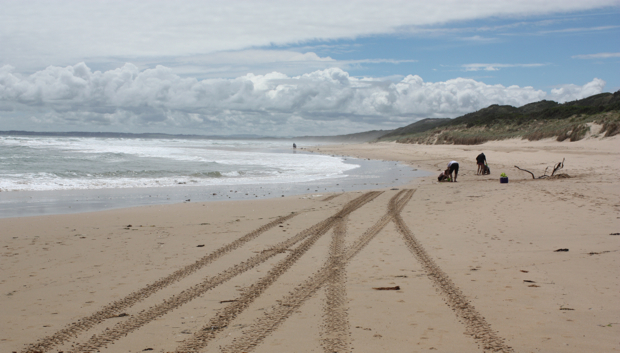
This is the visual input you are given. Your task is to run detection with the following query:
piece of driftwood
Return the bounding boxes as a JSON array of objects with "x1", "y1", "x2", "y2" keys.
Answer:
[
  {"x1": 514, "y1": 165, "x2": 536, "y2": 179},
  {"x1": 372, "y1": 286, "x2": 400, "y2": 290},
  {"x1": 515, "y1": 158, "x2": 565, "y2": 179},
  {"x1": 551, "y1": 158, "x2": 565, "y2": 176}
]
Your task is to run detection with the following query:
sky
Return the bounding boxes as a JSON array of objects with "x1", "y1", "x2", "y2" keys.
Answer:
[{"x1": 0, "y1": 0, "x2": 619, "y2": 137}]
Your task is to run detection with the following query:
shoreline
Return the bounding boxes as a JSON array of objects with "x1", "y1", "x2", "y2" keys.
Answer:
[
  {"x1": 1, "y1": 137, "x2": 618, "y2": 352},
  {"x1": 0, "y1": 155, "x2": 428, "y2": 219}
]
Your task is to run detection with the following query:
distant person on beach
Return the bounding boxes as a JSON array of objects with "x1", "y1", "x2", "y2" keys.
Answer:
[
  {"x1": 293, "y1": 143, "x2": 297, "y2": 149},
  {"x1": 447, "y1": 161, "x2": 459, "y2": 182},
  {"x1": 476, "y1": 153, "x2": 486, "y2": 175},
  {"x1": 438, "y1": 170, "x2": 451, "y2": 182}
]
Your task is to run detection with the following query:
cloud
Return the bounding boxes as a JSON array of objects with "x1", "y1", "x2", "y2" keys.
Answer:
[
  {"x1": 549, "y1": 78, "x2": 607, "y2": 102},
  {"x1": 459, "y1": 35, "x2": 498, "y2": 43},
  {"x1": 538, "y1": 25, "x2": 620, "y2": 34},
  {"x1": 403, "y1": 19, "x2": 562, "y2": 37},
  {"x1": 151, "y1": 50, "x2": 417, "y2": 79},
  {"x1": 1, "y1": 0, "x2": 618, "y2": 71},
  {"x1": 462, "y1": 63, "x2": 547, "y2": 71},
  {"x1": 0, "y1": 63, "x2": 606, "y2": 136},
  {"x1": 572, "y1": 52, "x2": 620, "y2": 59}
]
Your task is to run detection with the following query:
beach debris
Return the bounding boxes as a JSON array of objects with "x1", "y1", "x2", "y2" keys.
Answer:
[
  {"x1": 520, "y1": 270, "x2": 529, "y2": 273},
  {"x1": 204, "y1": 325, "x2": 228, "y2": 330},
  {"x1": 610, "y1": 233, "x2": 620, "y2": 235},
  {"x1": 560, "y1": 307, "x2": 575, "y2": 311},
  {"x1": 219, "y1": 299, "x2": 238, "y2": 303},
  {"x1": 588, "y1": 251, "x2": 611, "y2": 255},
  {"x1": 523, "y1": 280, "x2": 536, "y2": 283},
  {"x1": 142, "y1": 348, "x2": 154, "y2": 351},
  {"x1": 372, "y1": 286, "x2": 400, "y2": 290},
  {"x1": 126, "y1": 224, "x2": 132, "y2": 227},
  {"x1": 549, "y1": 173, "x2": 570, "y2": 179},
  {"x1": 108, "y1": 313, "x2": 129, "y2": 318},
  {"x1": 196, "y1": 244, "x2": 205, "y2": 247},
  {"x1": 515, "y1": 158, "x2": 565, "y2": 179},
  {"x1": 185, "y1": 199, "x2": 190, "y2": 202},
  {"x1": 528, "y1": 284, "x2": 540, "y2": 287},
  {"x1": 554, "y1": 248, "x2": 569, "y2": 252}
]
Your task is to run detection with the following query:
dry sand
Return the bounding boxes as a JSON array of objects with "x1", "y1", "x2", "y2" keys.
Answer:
[{"x1": 1, "y1": 135, "x2": 619, "y2": 353}]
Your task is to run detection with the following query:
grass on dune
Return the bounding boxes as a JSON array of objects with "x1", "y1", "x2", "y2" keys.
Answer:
[{"x1": 388, "y1": 112, "x2": 620, "y2": 145}]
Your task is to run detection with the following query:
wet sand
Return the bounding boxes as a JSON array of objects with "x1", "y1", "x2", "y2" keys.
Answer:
[{"x1": 1, "y1": 135, "x2": 619, "y2": 353}]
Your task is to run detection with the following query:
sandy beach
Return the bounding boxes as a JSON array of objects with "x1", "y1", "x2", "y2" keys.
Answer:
[{"x1": 1, "y1": 135, "x2": 619, "y2": 353}]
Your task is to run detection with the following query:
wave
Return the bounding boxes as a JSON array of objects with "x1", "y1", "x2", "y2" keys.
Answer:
[{"x1": 0, "y1": 136, "x2": 356, "y2": 192}]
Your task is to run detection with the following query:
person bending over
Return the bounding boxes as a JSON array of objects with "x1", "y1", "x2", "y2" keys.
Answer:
[
  {"x1": 476, "y1": 153, "x2": 486, "y2": 175},
  {"x1": 447, "y1": 161, "x2": 459, "y2": 182}
]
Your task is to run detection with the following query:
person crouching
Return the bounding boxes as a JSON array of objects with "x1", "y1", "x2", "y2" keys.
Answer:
[{"x1": 438, "y1": 169, "x2": 451, "y2": 182}]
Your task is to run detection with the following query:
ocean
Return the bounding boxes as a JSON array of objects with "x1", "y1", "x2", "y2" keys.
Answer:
[{"x1": 0, "y1": 135, "x2": 428, "y2": 218}]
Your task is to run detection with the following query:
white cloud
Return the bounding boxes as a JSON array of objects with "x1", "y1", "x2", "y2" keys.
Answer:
[
  {"x1": 549, "y1": 78, "x2": 607, "y2": 102},
  {"x1": 0, "y1": 63, "x2": 606, "y2": 135},
  {"x1": 459, "y1": 35, "x2": 499, "y2": 43},
  {"x1": 147, "y1": 50, "x2": 416, "y2": 78},
  {"x1": 538, "y1": 25, "x2": 620, "y2": 34},
  {"x1": 1, "y1": 0, "x2": 617, "y2": 71},
  {"x1": 572, "y1": 52, "x2": 620, "y2": 59},
  {"x1": 462, "y1": 63, "x2": 547, "y2": 71}
]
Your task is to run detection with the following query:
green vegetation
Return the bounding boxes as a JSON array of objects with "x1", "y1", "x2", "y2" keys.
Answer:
[{"x1": 378, "y1": 91, "x2": 620, "y2": 145}]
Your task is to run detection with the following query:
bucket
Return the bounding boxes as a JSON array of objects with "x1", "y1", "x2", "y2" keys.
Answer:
[{"x1": 500, "y1": 177, "x2": 509, "y2": 184}]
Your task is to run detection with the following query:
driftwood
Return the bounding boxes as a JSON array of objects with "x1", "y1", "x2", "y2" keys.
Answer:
[
  {"x1": 514, "y1": 166, "x2": 536, "y2": 179},
  {"x1": 515, "y1": 158, "x2": 565, "y2": 179},
  {"x1": 551, "y1": 158, "x2": 565, "y2": 176},
  {"x1": 372, "y1": 286, "x2": 400, "y2": 290}
]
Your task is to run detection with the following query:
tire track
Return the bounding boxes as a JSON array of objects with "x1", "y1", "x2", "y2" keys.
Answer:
[
  {"x1": 174, "y1": 216, "x2": 351, "y2": 352},
  {"x1": 320, "y1": 214, "x2": 349, "y2": 353},
  {"x1": 68, "y1": 192, "x2": 382, "y2": 353},
  {"x1": 221, "y1": 189, "x2": 414, "y2": 353},
  {"x1": 322, "y1": 194, "x2": 342, "y2": 202},
  {"x1": 343, "y1": 189, "x2": 414, "y2": 261},
  {"x1": 393, "y1": 206, "x2": 514, "y2": 352},
  {"x1": 22, "y1": 212, "x2": 299, "y2": 353}
]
